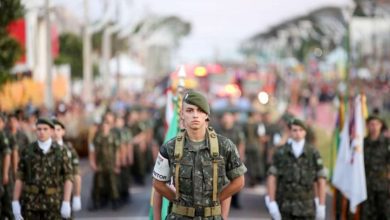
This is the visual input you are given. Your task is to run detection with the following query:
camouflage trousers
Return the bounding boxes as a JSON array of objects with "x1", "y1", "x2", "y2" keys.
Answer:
[
  {"x1": 166, "y1": 213, "x2": 223, "y2": 220},
  {"x1": 21, "y1": 210, "x2": 64, "y2": 220},
  {"x1": 0, "y1": 184, "x2": 14, "y2": 220},
  {"x1": 361, "y1": 190, "x2": 390, "y2": 220}
]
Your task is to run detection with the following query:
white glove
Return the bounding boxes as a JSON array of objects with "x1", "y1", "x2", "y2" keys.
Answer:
[
  {"x1": 268, "y1": 201, "x2": 282, "y2": 220},
  {"x1": 314, "y1": 197, "x2": 320, "y2": 208},
  {"x1": 12, "y1": 201, "x2": 24, "y2": 220},
  {"x1": 316, "y1": 204, "x2": 326, "y2": 220},
  {"x1": 61, "y1": 201, "x2": 71, "y2": 218},
  {"x1": 264, "y1": 195, "x2": 271, "y2": 209},
  {"x1": 72, "y1": 196, "x2": 82, "y2": 211}
]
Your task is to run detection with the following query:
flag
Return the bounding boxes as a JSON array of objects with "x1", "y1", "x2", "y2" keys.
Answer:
[
  {"x1": 149, "y1": 94, "x2": 179, "y2": 220},
  {"x1": 329, "y1": 98, "x2": 345, "y2": 178},
  {"x1": 332, "y1": 108, "x2": 351, "y2": 195},
  {"x1": 332, "y1": 95, "x2": 367, "y2": 213},
  {"x1": 346, "y1": 95, "x2": 367, "y2": 213}
]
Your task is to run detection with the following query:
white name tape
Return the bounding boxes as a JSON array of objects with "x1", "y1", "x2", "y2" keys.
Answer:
[{"x1": 153, "y1": 153, "x2": 171, "y2": 181}]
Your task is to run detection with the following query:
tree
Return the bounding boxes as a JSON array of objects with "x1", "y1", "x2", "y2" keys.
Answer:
[
  {"x1": 0, "y1": 0, "x2": 24, "y2": 87},
  {"x1": 55, "y1": 33, "x2": 83, "y2": 79}
]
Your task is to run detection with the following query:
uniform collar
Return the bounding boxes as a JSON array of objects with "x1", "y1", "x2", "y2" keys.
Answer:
[
  {"x1": 185, "y1": 132, "x2": 209, "y2": 152},
  {"x1": 286, "y1": 141, "x2": 310, "y2": 157}
]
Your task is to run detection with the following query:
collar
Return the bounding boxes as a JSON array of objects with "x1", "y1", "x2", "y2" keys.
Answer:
[
  {"x1": 37, "y1": 138, "x2": 52, "y2": 154},
  {"x1": 57, "y1": 139, "x2": 64, "y2": 146},
  {"x1": 286, "y1": 140, "x2": 309, "y2": 156},
  {"x1": 185, "y1": 132, "x2": 209, "y2": 152}
]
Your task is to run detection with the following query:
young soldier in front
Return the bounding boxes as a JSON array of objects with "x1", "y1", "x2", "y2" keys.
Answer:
[{"x1": 153, "y1": 90, "x2": 247, "y2": 220}]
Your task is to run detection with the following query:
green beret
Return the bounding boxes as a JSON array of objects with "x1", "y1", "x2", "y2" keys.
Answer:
[
  {"x1": 183, "y1": 90, "x2": 210, "y2": 115},
  {"x1": 288, "y1": 118, "x2": 307, "y2": 131},
  {"x1": 36, "y1": 117, "x2": 55, "y2": 129},
  {"x1": 366, "y1": 115, "x2": 384, "y2": 124},
  {"x1": 52, "y1": 118, "x2": 65, "y2": 129}
]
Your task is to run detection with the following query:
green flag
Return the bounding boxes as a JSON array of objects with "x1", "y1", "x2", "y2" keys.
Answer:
[{"x1": 149, "y1": 96, "x2": 179, "y2": 220}]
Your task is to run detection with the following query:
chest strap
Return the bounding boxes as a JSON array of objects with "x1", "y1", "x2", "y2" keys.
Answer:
[{"x1": 174, "y1": 127, "x2": 219, "y2": 202}]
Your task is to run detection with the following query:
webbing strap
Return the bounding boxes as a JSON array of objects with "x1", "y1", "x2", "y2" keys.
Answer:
[
  {"x1": 212, "y1": 161, "x2": 218, "y2": 202},
  {"x1": 175, "y1": 164, "x2": 180, "y2": 200},
  {"x1": 174, "y1": 130, "x2": 185, "y2": 200},
  {"x1": 208, "y1": 127, "x2": 219, "y2": 203},
  {"x1": 174, "y1": 128, "x2": 220, "y2": 203}
]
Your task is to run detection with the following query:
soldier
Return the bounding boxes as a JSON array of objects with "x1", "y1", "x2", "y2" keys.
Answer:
[
  {"x1": 361, "y1": 115, "x2": 390, "y2": 220},
  {"x1": 127, "y1": 106, "x2": 147, "y2": 185},
  {"x1": 112, "y1": 114, "x2": 132, "y2": 204},
  {"x1": 266, "y1": 118, "x2": 326, "y2": 220},
  {"x1": 6, "y1": 113, "x2": 30, "y2": 177},
  {"x1": 12, "y1": 118, "x2": 73, "y2": 220},
  {"x1": 89, "y1": 120, "x2": 121, "y2": 210},
  {"x1": 152, "y1": 90, "x2": 247, "y2": 220},
  {"x1": 215, "y1": 109, "x2": 245, "y2": 210},
  {"x1": 0, "y1": 114, "x2": 12, "y2": 219},
  {"x1": 52, "y1": 118, "x2": 82, "y2": 215},
  {"x1": 244, "y1": 109, "x2": 265, "y2": 186}
]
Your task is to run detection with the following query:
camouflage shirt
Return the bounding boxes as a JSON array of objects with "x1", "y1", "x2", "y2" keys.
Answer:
[
  {"x1": 17, "y1": 141, "x2": 73, "y2": 211},
  {"x1": 268, "y1": 142, "x2": 326, "y2": 217},
  {"x1": 364, "y1": 135, "x2": 390, "y2": 192},
  {"x1": 93, "y1": 131, "x2": 120, "y2": 171},
  {"x1": 159, "y1": 131, "x2": 247, "y2": 209},
  {"x1": 0, "y1": 131, "x2": 12, "y2": 183}
]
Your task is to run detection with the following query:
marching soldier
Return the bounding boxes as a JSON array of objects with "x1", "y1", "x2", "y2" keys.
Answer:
[
  {"x1": 89, "y1": 120, "x2": 121, "y2": 210},
  {"x1": 361, "y1": 115, "x2": 390, "y2": 220},
  {"x1": 266, "y1": 118, "x2": 326, "y2": 220},
  {"x1": 52, "y1": 118, "x2": 82, "y2": 216},
  {"x1": 215, "y1": 109, "x2": 245, "y2": 209},
  {"x1": 12, "y1": 118, "x2": 73, "y2": 220}
]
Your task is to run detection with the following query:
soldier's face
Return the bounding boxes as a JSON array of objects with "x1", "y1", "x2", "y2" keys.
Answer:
[
  {"x1": 290, "y1": 125, "x2": 306, "y2": 141},
  {"x1": 36, "y1": 124, "x2": 53, "y2": 142},
  {"x1": 367, "y1": 119, "x2": 382, "y2": 136},
  {"x1": 181, "y1": 102, "x2": 208, "y2": 131},
  {"x1": 53, "y1": 125, "x2": 65, "y2": 141}
]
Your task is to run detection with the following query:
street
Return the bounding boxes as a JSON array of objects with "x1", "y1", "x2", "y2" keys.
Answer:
[{"x1": 74, "y1": 159, "x2": 271, "y2": 220}]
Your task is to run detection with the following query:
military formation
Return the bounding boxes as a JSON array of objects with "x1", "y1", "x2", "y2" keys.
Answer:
[{"x1": 0, "y1": 91, "x2": 389, "y2": 220}]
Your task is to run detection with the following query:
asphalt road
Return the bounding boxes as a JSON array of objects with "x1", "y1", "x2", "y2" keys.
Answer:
[{"x1": 74, "y1": 159, "x2": 271, "y2": 220}]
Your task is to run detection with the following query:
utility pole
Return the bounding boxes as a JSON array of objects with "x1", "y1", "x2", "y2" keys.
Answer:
[
  {"x1": 44, "y1": 0, "x2": 54, "y2": 110},
  {"x1": 83, "y1": 0, "x2": 93, "y2": 103}
]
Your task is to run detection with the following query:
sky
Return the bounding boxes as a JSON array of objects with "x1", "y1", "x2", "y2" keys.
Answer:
[{"x1": 52, "y1": 0, "x2": 353, "y2": 63}]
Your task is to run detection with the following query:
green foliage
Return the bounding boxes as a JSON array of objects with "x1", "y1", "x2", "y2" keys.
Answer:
[
  {"x1": 54, "y1": 33, "x2": 83, "y2": 79},
  {"x1": 0, "y1": 0, "x2": 24, "y2": 88},
  {"x1": 0, "y1": 0, "x2": 24, "y2": 28}
]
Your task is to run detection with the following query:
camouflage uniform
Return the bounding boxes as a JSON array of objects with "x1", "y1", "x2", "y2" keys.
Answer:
[
  {"x1": 268, "y1": 142, "x2": 326, "y2": 220},
  {"x1": 361, "y1": 135, "x2": 390, "y2": 220},
  {"x1": 244, "y1": 121, "x2": 264, "y2": 185},
  {"x1": 0, "y1": 131, "x2": 12, "y2": 219},
  {"x1": 215, "y1": 123, "x2": 245, "y2": 208},
  {"x1": 17, "y1": 141, "x2": 73, "y2": 220},
  {"x1": 130, "y1": 121, "x2": 147, "y2": 185},
  {"x1": 90, "y1": 130, "x2": 120, "y2": 207},
  {"x1": 160, "y1": 128, "x2": 247, "y2": 220}
]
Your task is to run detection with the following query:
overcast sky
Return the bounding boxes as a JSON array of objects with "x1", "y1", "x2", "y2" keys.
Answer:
[{"x1": 52, "y1": 0, "x2": 353, "y2": 63}]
